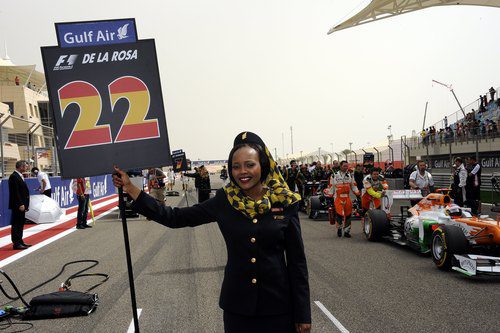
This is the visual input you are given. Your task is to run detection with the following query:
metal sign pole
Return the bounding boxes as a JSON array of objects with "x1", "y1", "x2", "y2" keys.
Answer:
[{"x1": 118, "y1": 188, "x2": 140, "y2": 333}]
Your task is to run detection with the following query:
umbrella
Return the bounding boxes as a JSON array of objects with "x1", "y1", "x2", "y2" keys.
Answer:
[{"x1": 25, "y1": 195, "x2": 63, "y2": 224}]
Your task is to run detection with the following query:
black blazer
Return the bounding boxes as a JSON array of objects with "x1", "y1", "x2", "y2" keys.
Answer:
[
  {"x1": 132, "y1": 189, "x2": 311, "y2": 323},
  {"x1": 8, "y1": 172, "x2": 30, "y2": 210}
]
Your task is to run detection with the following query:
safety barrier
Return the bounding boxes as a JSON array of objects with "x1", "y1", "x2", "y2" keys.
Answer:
[{"x1": 0, "y1": 174, "x2": 115, "y2": 227}]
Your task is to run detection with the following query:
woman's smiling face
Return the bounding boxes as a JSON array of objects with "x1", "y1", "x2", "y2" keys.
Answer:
[{"x1": 231, "y1": 146, "x2": 262, "y2": 195}]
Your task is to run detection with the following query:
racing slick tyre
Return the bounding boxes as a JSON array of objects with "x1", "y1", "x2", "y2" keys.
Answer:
[
  {"x1": 307, "y1": 196, "x2": 321, "y2": 220},
  {"x1": 363, "y1": 209, "x2": 389, "y2": 241},
  {"x1": 431, "y1": 225, "x2": 468, "y2": 270}
]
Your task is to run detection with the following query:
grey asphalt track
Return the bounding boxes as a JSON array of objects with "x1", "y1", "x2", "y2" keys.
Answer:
[{"x1": 1, "y1": 176, "x2": 499, "y2": 333}]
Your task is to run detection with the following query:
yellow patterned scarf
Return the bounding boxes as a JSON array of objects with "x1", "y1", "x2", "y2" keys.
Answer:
[{"x1": 224, "y1": 146, "x2": 301, "y2": 219}]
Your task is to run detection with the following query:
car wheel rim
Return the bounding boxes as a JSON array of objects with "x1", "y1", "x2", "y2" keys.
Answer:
[
  {"x1": 432, "y1": 235, "x2": 444, "y2": 260},
  {"x1": 364, "y1": 218, "x2": 371, "y2": 235}
]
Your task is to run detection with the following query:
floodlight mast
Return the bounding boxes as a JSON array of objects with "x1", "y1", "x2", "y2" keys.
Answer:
[{"x1": 432, "y1": 79, "x2": 466, "y2": 118}]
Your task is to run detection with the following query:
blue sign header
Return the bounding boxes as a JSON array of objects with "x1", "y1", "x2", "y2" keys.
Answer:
[{"x1": 56, "y1": 19, "x2": 137, "y2": 48}]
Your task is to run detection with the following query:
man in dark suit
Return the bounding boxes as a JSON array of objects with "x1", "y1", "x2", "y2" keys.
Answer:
[{"x1": 9, "y1": 160, "x2": 31, "y2": 250}]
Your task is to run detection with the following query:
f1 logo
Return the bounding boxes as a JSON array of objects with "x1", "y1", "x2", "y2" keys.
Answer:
[{"x1": 54, "y1": 54, "x2": 78, "y2": 70}]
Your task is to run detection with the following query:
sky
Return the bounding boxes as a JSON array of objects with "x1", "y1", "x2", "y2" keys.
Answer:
[{"x1": 1, "y1": 1, "x2": 499, "y2": 161}]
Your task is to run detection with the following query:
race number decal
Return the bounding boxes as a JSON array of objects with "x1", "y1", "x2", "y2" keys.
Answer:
[
  {"x1": 109, "y1": 76, "x2": 159, "y2": 142},
  {"x1": 58, "y1": 81, "x2": 112, "y2": 149},
  {"x1": 42, "y1": 39, "x2": 171, "y2": 178}
]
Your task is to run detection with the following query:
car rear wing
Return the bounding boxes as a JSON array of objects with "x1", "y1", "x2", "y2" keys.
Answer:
[
  {"x1": 380, "y1": 190, "x2": 423, "y2": 213},
  {"x1": 389, "y1": 190, "x2": 423, "y2": 200},
  {"x1": 453, "y1": 254, "x2": 500, "y2": 276}
]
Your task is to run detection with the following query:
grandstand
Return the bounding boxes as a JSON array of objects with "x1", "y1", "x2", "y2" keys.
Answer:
[{"x1": 408, "y1": 89, "x2": 500, "y2": 202}]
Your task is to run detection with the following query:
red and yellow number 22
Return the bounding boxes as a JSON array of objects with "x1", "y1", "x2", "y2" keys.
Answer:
[{"x1": 58, "y1": 76, "x2": 159, "y2": 149}]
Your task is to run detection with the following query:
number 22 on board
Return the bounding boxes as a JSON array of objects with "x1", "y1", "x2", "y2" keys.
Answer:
[{"x1": 58, "y1": 76, "x2": 160, "y2": 149}]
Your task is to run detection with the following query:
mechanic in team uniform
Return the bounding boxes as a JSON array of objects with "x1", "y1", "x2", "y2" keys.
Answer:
[
  {"x1": 113, "y1": 132, "x2": 311, "y2": 333},
  {"x1": 409, "y1": 160, "x2": 434, "y2": 206},
  {"x1": 361, "y1": 167, "x2": 389, "y2": 215},
  {"x1": 330, "y1": 161, "x2": 360, "y2": 238}
]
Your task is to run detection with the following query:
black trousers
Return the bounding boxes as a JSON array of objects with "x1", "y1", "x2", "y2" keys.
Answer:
[
  {"x1": 198, "y1": 190, "x2": 210, "y2": 203},
  {"x1": 466, "y1": 185, "x2": 480, "y2": 215},
  {"x1": 223, "y1": 311, "x2": 295, "y2": 333},
  {"x1": 11, "y1": 209, "x2": 26, "y2": 245},
  {"x1": 77, "y1": 195, "x2": 90, "y2": 226}
]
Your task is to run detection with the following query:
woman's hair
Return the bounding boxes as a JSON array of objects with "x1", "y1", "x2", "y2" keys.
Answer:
[
  {"x1": 227, "y1": 143, "x2": 270, "y2": 185},
  {"x1": 199, "y1": 165, "x2": 209, "y2": 178}
]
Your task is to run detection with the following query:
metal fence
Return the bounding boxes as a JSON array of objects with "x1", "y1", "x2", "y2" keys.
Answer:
[{"x1": 0, "y1": 113, "x2": 59, "y2": 178}]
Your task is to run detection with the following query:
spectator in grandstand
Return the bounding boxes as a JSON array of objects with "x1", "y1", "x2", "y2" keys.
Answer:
[
  {"x1": 466, "y1": 156, "x2": 481, "y2": 215},
  {"x1": 490, "y1": 87, "x2": 496, "y2": 102},
  {"x1": 452, "y1": 157, "x2": 467, "y2": 207},
  {"x1": 112, "y1": 132, "x2": 311, "y2": 333},
  {"x1": 409, "y1": 160, "x2": 434, "y2": 205}
]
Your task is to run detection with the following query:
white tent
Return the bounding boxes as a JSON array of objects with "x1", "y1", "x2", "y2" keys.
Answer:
[
  {"x1": 0, "y1": 58, "x2": 47, "y2": 91},
  {"x1": 328, "y1": 0, "x2": 500, "y2": 34}
]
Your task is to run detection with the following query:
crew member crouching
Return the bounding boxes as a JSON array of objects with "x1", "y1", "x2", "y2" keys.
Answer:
[{"x1": 361, "y1": 167, "x2": 388, "y2": 215}]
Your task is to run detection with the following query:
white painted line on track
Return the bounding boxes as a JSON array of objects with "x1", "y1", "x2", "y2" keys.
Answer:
[
  {"x1": 0, "y1": 205, "x2": 118, "y2": 269},
  {"x1": 126, "y1": 309, "x2": 143, "y2": 333},
  {"x1": 314, "y1": 301, "x2": 350, "y2": 333}
]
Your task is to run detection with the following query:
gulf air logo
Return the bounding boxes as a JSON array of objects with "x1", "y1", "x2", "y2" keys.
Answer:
[{"x1": 57, "y1": 76, "x2": 159, "y2": 149}]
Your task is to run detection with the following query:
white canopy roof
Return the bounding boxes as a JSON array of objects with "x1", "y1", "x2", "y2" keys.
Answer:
[
  {"x1": 328, "y1": 0, "x2": 500, "y2": 34},
  {"x1": 0, "y1": 59, "x2": 47, "y2": 92}
]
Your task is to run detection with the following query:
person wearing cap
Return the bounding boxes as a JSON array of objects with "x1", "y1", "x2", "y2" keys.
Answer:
[
  {"x1": 113, "y1": 131, "x2": 311, "y2": 333},
  {"x1": 31, "y1": 167, "x2": 52, "y2": 197}
]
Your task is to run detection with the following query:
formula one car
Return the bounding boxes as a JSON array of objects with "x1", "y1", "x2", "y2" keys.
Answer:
[
  {"x1": 363, "y1": 190, "x2": 500, "y2": 276},
  {"x1": 302, "y1": 180, "x2": 327, "y2": 218},
  {"x1": 306, "y1": 184, "x2": 332, "y2": 220}
]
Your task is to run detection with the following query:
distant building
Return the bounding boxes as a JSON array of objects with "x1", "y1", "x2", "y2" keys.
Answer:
[{"x1": 0, "y1": 57, "x2": 54, "y2": 176}]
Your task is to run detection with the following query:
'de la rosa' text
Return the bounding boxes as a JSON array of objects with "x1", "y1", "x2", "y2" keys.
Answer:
[{"x1": 82, "y1": 49, "x2": 138, "y2": 64}]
